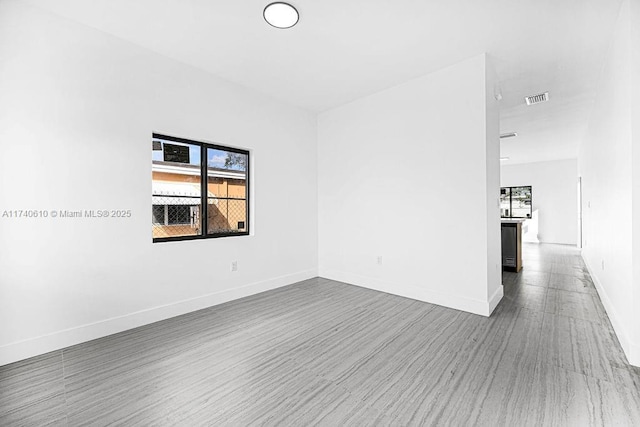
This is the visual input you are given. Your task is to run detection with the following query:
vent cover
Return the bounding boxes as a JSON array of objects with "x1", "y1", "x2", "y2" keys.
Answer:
[{"x1": 525, "y1": 92, "x2": 549, "y2": 105}]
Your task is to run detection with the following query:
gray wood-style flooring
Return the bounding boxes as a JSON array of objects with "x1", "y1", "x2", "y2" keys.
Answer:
[{"x1": 2, "y1": 243, "x2": 640, "y2": 426}]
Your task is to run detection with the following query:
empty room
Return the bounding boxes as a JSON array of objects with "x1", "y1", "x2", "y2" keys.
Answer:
[{"x1": 1, "y1": 0, "x2": 640, "y2": 425}]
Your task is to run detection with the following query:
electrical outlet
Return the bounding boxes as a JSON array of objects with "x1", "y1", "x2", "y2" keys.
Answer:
[
  {"x1": 377, "y1": 256, "x2": 383, "y2": 265},
  {"x1": 588, "y1": 201, "x2": 591, "y2": 208},
  {"x1": 601, "y1": 260, "x2": 605, "y2": 270},
  {"x1": 231, "y1": 261, "x2": 238, "y2": 272}
]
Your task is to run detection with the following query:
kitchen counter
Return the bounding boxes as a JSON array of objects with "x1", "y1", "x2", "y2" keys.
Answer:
[{"x1": 501, "y1": 218, "x2": 526, "y2": 223}]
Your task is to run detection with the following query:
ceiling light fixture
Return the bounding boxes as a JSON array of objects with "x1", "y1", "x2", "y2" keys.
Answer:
[
  {"x1": 500, "y1": 132, "x2": 518, "y2": 139},
  {"x1": 500, "y1": 157, "x2": 510, "y2": 161},
  {"x1": 264, "y1": 2, "x2": 299, "y2": 29}
]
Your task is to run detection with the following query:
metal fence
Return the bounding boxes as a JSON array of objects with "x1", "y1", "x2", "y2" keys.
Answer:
[
  {"x1": 207, "y1": 197, "x2": 247, "y2": 235},
  {"x1": 152, "y1": 194, "x2": 247, "y2": 238},
  {"x1": 152, "y1": 194, "x2": 201, "y2": 238}
]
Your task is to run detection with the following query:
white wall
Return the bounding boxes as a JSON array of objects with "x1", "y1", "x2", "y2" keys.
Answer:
[
  {"x1": 318, "y1": 54, "x2": 502, "y2": 316},
  {"x1": 485, "y1": 59, "x2": 502, "y2": 309},
  {"x1": 579, "y1": 0, "x2": 639, "y2": 366},
  {"x1": 501, "y1": 159, "x2": 578, "y2": 245},
  {"x1": 0, "y1": 1, "x2": 318, "y2": 365},
  {"x1": 631, "y1": 0, "x2": 640, "y2": 368}
]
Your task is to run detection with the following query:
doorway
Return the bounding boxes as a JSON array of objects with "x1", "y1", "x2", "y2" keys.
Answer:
[{"x1": 577, "y1": 176, "x2": 583, "y2": 249}]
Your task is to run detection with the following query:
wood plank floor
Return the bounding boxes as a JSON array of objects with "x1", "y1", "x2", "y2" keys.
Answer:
[{"x1": 2, "y1": 243, "x2": 640, "y2": 426}]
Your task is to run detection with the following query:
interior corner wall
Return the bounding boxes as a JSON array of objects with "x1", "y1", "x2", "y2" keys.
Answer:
[
  {"x1": 630, "y1": 0, "x2": 640, "y2": 367},
  {"x1": 485, "y1": 58, "x2": 502, "y2": 313},
  {"x1": 501, "y1": 159, "x2": 578, "y2": 245},
  {"x1": 317, "y1": 54, "x2": 502, "y2": 317},
  {"x1": 0, "y1": 0, "x2": 318, "y2": 366},
  {"x1": 579, "y1": 0, "x2": 639, "y2": 366}
]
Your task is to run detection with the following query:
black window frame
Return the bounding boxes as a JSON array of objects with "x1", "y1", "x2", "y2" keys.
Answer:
[
  {"x1": 500, "y1": 185, "x2": 532, "y2": 219},
  {"x1": 152, "y1": 133, "x2": 250, "y2": 243}
]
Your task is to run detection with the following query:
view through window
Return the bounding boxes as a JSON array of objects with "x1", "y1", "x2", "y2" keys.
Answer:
[
  {"x1": 152, "y1": 134, "x2": 249, "y2": 242},
  {"x1": 500, "y1": 186, "x2": 532, "y2": 219}
]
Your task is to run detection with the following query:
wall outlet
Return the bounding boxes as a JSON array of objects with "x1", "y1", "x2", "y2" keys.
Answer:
[
  {"x1": 377, "y1": 256, "x2": 383, "y2": 265},
  {"x1": 231, "y1": 261, "x2": 238, "y2": 272},
  {"x1": 601, "y1": 260, "x2": 605, "y2": 270},
  {"x1": 588, "y1": 201, "x2": 591, "y2": 208}
]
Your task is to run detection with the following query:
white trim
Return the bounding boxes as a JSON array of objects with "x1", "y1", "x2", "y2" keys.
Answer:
[
  {"x1": 152, "y1": 181, "x2": 201, "y2": 196},
  {"x1": 152, "y1": 163, "x2": 201, "y2": 176},
  {"x1": 319, "y1": 269, "x2": 499, "y2": 317},
  {"x1": 582, "y1": 255, "x2": 640, "y2": 367},
  {"x1": 151, "y1": 181, "x2": 218, "y2": 206},
  {"x1": 0, "y1": 269, "x2": 317, "y2": 367},
  {"x1": 207, "y1": 169, "x2": 246, "y2": 180},
  {"x1": 152, "y1": 163, "x2": 246, "y2": 180},
  {"x1": 488, "y1": 284, "x2": 504, "y2": 315}
]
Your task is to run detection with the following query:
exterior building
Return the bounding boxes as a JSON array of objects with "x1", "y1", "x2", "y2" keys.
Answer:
[{"x1": 152, "y1": 161, "x2": 247, "y2": 238}]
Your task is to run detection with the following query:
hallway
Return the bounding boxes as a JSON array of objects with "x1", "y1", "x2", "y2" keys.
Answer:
[{"x1": 500, "y1": 243, "x2": 640, "y2": 422}]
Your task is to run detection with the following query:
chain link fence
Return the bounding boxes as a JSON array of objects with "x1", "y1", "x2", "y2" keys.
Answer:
[
  {"x1": 152, "y1": 194, "x2": 201, "y2": 238},
  {"x1": 152, "y1": 195, "x2": 247, "y2": 238},
  {"x1": 207, "y1": 198, "x2": 247, "y2": 234}
]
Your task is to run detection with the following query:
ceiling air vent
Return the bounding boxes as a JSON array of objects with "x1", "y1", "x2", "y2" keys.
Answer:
[{"x1": 525, "y1": 92, "x2": 549, "y2": 106}]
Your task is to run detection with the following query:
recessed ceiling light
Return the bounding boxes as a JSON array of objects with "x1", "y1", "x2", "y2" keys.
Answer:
[
  {"x1": 264, "y1": 2, "x2": 299, "y2": 29},
  {"x1": 500, "y1": 157, "x2": 510, "y2": 161}
]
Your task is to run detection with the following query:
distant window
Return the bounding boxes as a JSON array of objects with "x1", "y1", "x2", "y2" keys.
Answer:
[
  {"x1": 152, "y1": 133, "x2": 250, "y2": 242},
  {"x1": 167, "y1": 205, "x2": 191, "y2": 225},
  {"x1": 152, "y1": 205, "x2": 164, "y2": 225},
  {"x1": 152, "y1": 205, "x2": 197, "y2": 226},
  {"x1": 500, "y1": 186, "x2": 532, "y2": 219}
]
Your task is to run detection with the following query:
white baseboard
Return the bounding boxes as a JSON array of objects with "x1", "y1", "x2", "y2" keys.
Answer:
[
  {"x1": 524, "y1": 241, "x2": 578, "y2": 246},
  {"x1": 582, "y1": 256, "x2": 640, "y2": 367},
  {"x1": 0, "y1": 269, "x2": 317, "y2": 367},
  {"x1": 488, "y1": 284, "x2": 504, "y2": 315},
  {"x1": 319, "y1": 269, "x2": 500, "y2": 317}
]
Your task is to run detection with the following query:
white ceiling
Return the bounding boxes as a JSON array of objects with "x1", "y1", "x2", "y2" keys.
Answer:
[{"x1": 22, "y1": 0, "x2": 623, "y2": 165}]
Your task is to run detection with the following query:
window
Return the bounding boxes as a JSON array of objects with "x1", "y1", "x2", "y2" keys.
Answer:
[
  {"x1": 500, "y1": 186, "x2": 532, "y2": 219},
  {"x1": 152, "y1": 133, "x2": 249, "y2": 242},
  {"x1": 152, "y1": 205, "x2": 165, "y2": 225},
  {"x1": 167, "y1": 205, "x2": 193, "y2": 225}
]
